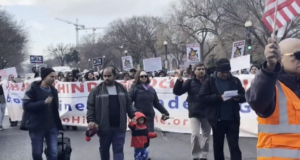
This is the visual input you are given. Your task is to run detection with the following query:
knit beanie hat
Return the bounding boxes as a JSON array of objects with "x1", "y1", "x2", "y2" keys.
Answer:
[
  {"x1": 41, "y1": 68, "x2": 55, "y2": 80},
  {"x1": 215, "y1": 58, "x2": 231, "y2": 72}
]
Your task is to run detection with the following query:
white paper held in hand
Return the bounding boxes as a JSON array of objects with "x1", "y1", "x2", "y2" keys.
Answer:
[{"x1": 223, "y1": 90, "x2": 238, "y2": 101}]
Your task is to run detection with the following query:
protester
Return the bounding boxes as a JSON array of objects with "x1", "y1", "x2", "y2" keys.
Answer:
[
  {"x1": 122, "y1": 72, "x2": 130, "y2": 81},
  {"x1": 84, "y1": 71, "x2": 97, "y2": 81},
  {"x1": 86, "y1": 67, "x2": 135, "y2": 160},
  {"x1": 182, "y1": 69, "x2": 190, "y2": 78},
  {"x1": 249, "y1": 64, "x2": 259, "y2": 75},
  {"x1": 129, "y1": 68, "x2": 137, "y2": 79},
  {"x1": 64, "y1": 72, "x2": 77, "y2": 82},
  {"x1": 246, "y1": 38, "x2": 300, "y2": 159},
  {"x1": 21, "y1": 67, "x2": 63, "y2": 160},
  {"x1": 8, "y1": 74, "x2": 18, "y2": 127},
  {"x1": 63, "y1": 72, "x2": 78, "y2": 130},
  {"x1": 173, "y1": 63, "x2": 210, "y2": 160},
  {"x1": 199, "y1": 58, "x2": 246, "y2": 160},
  {"x1": 128, "y1": 112, "x2": 157, "y2": 160},
  {"x1": 0, "y1": 76, "x2": 6, "y2": 131},
  {"x1": 129, "y1": 70, "x2": 170, "y2": 158}
]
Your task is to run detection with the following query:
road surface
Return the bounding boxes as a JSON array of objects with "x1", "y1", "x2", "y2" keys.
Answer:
[{"x1": 0, "y1": 116, "x2": 257, "y2": 160}]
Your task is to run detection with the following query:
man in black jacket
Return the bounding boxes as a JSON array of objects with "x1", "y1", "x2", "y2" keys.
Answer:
[
  {"x1": 173, "y1": 63, "x2": 210, "y2": 160},
  {"x1": 199, "y1": 59, "x2": 246, "y2": 160},
  {"x1": 21, "y1": 68, "x2": 63, "y2": 160}
]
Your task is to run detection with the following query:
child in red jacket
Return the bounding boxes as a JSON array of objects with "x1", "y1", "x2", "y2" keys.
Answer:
[{"x1": 128, "y1": 112, "x2": 157, "y2": 160}]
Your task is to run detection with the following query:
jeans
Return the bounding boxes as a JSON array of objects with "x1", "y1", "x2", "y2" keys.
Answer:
[
  {"x1": 190, "y1": 117, "x2": 211, "y2": 159},
  {"x1": 0, "y1": 103, "x2": 6, "y2": 127},
  {"x1": 212, "y1": 121, "x2": 241, "y2": 160},
  {"x1": 29, "y1": 128, "x2": 58, "y2": 160},
  {"x1": 98, "y1": 127, "x2": 126, "y2": 160},
  {"x1": 134, "y1": 148, "x2": 149, "y2": 160}
]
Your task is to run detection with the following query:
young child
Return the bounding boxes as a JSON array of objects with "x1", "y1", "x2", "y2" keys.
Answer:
[{"x1": 128, "y1": 112, "x2": 157, "y2": 160}]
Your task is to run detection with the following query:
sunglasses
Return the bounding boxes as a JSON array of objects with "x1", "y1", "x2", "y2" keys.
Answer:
[
  {"x1": 283, "y1": 51, "x2": 300, "y2": 60},
  {"x1": 140, "y1": 75, "x2": 148, "y2": 78}
]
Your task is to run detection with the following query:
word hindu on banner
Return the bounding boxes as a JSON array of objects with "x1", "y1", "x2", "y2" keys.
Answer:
[{"x1": 2, "y1": 75, "x2": 257, "y2": 137}]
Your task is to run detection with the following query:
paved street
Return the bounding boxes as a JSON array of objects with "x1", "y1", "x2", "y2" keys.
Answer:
[{"x1": 0, "y1": 116, "x2": 257, "y2": 160}]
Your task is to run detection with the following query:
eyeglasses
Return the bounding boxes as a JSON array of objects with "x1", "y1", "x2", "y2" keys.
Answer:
[
  {"x1": 140, "y1": 75, "x2": 148, "y2": 78},
  {"x1": 283, "y1": 51, "x2": 300, "y2": 60}
]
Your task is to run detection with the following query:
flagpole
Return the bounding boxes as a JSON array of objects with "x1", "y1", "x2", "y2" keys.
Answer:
[{"x1": 272, "y1": 0, "x2": 279, "y2": 38}]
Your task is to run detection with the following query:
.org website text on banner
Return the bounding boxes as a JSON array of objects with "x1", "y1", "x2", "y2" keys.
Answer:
[{"x1": 2, "y1": 75, "x2": 257, "y2": 137}]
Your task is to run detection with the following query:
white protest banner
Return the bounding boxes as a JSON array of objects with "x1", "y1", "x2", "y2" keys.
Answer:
[
  {"x1": 2, "y1": 75, "x2": 257, "y2": 137},
  {"x1": 0, "y1": 67, "x2": 17, "y2": 79},
  {"x1": 143, "y1": 57, "x2": 162, "y2": 72},
  {"x1": 231, "y1": 40, "x2": 245, "y2": 59},
  {"x1": 230, "y1": 55, "x2": 251, "y2": 72},
  {"x1": 186, "y1": 43, "x2": 201, "y2": 64},
  {"x1": 121, "y1": 56, "x2": 133, "y2": 70}
]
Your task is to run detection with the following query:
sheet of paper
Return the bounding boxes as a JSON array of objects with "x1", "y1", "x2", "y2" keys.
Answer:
[{"x1": 224, "y1": 90, "x2": 238, "y2": 97}]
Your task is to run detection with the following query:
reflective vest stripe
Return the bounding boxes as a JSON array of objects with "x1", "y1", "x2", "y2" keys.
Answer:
[
  {"x1": 258, "y1": 124, "x2": 300, "y2": 133},
  {"x1": 257, "y1": 148, "x2": 300, "y2": 159},
  {"x1": 257, "y1": 81, "x2": 300, "y2": 158}
]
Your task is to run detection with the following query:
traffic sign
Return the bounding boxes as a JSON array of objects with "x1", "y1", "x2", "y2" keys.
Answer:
[
  {"x1": 30, "y1": 55, "x2": 43, "y2": 64},
  {"x1": 92, "y1": 57, "x2": 103, "y2": 66}
]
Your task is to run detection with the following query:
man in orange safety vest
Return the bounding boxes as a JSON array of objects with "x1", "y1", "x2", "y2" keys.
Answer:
[{"x1": 246, "y1": 37, "x2": 300, "y2": 160}]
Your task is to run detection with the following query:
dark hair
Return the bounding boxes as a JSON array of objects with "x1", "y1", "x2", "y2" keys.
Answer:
[
  {"x1": 122, "y1": 72, "x2": 130, "y2": 79},
  {"x1": 129, "y1": 68, "x2": 137, "y2": 72},
  {"x1": 191, "y1": 63, "x2": 206, "y2": 77},
  {"x1": 103, "y1": 67, "x2": 117, "y2": 76},
  {"x1": 134, "y1": 70, "x2": 150, "y2": 84},
  {"x1": 250, "y1": 64, "x2": 260, "y2": 70},
  {"x1": 84, "y1": 72, "x2": 94, "y2": 80}
]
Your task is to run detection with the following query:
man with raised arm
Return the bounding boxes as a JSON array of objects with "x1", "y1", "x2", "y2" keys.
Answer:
[{"x1": 246, "y1": 38, "x2": 300, "y2": 160}]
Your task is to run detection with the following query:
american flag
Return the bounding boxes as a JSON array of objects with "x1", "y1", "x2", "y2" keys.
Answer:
[{"x1": 262, "y1": 0, "x2": 300, "y2": 32}]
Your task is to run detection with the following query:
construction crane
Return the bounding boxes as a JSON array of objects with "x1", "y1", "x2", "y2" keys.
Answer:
[
  {"x1": 78, "y1": 27, "x2": 106, "y2": 44},
  {"x1": 55, "y1": 18, "x2": 85, "y2": 47},
  {"x1": 55, "y1": 18, "x2": 106, "y2": 46}
]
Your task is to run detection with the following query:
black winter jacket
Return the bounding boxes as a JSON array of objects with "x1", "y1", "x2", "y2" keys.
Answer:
[
  {"x1": 198, "y1": 73, "x2": 246, "y2": 128},
  {"x1": 129, "y1": 83, "x2": 169, "y2": 118},
  {"x1": 20, "y1": 81, "x2": 63, "y2": 131},
  {"x1": 173, "y1": 78, "x2": 206, "y2": 118}
]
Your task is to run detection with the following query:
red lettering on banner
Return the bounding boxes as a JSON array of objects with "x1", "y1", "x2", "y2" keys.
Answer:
[
  {"x1": 183, "y1": 119, "x2": 188, "y2": 125},
  {"x1": 150, "y1": 79, "x2": 157, "y2": 87},
  {"x1": 243, "y1": 79, "x2": 248, "y2": 90},
  {"x1": 66, "y1": 84, "x2": 69, "y2": 93},
  {"x1": 87, "y1": 82, "x2": 97, "y2": 92},
  {"x1": 159, "y1": 79, "x2": 167, "y2": 88},
  {"x1": 21, "y1": 83, "x2": 26, "y2": 91},
  {"x1": 57, "y1": 84, "x2": 65, "y2": 93},
  {"x1": 169, "y1": 79, "x2": 174, "y2": 88},
  {"x1": 11, "y1": 84, "x2": 19, "y2": 91},
  {"x1": 72, "y1": 116, "x2": 80, "y2": 123},
  {"x1": 173, "y1": 119, "x2": 180, "y2": 125},
  {"x1": 71, "y1": 83, "x2": 84, "y2": 93},
  {"x1": 82, "y1": 116, "x2": 85, "y2": 124},
  {"x1": 62, "y1": 118, "x2": 70, "y2": 123}
]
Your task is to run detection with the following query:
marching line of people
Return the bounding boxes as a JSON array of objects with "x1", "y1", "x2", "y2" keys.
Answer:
[{"x1": 2, "y1": 37, "x2": 299, "y2": 160}]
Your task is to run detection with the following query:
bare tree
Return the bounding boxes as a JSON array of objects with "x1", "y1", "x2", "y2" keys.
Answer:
[
  {"x1": 168, "y1": 0, "x2": 220, "y2": 62},
  {"x1": 0, "y1": 8, "x2": 29, "y2": 70},
  {"x1": 47, "y1": 43, "x2": 73, "y2": 66},
  {"x1": 104, "y1": 16, "x2": 163, "y2": 66}
]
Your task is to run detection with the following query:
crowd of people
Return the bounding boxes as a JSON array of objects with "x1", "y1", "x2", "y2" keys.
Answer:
[{"x1": 2, "y1": 37, "x2": 300, "y2": 160}]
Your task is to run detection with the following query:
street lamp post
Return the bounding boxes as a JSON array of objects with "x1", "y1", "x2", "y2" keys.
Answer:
[
  {"x1": 245, "y1": 20, "x2": 253, "y2": 63},
  {"x1": 88, "y1": 59, "x2": 91, "y2": 69},
  {"x1": 124, "y1": 50, "x2": 128, "y2": 56},
  {"x1": 163, "y1": 41, "x2": 168, "y2": 70}
]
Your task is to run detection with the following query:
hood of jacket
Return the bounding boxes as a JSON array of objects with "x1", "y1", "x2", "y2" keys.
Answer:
[{"x1": 135, "y1": 112, "x2": 147, "y2": 124}]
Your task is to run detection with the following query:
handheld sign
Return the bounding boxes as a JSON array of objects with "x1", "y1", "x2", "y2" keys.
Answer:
[
  {"x1": 30, "y1": 55, "x2": 43, "y2": 64},
  {"x1": 92, "y1": 57, "x2": 102, "y2": 66}
]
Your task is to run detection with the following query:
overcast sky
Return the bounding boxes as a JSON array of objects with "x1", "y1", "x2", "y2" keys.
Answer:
[{"x1": 2, "y1": 0, "x2": 176, "y2": 59}]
